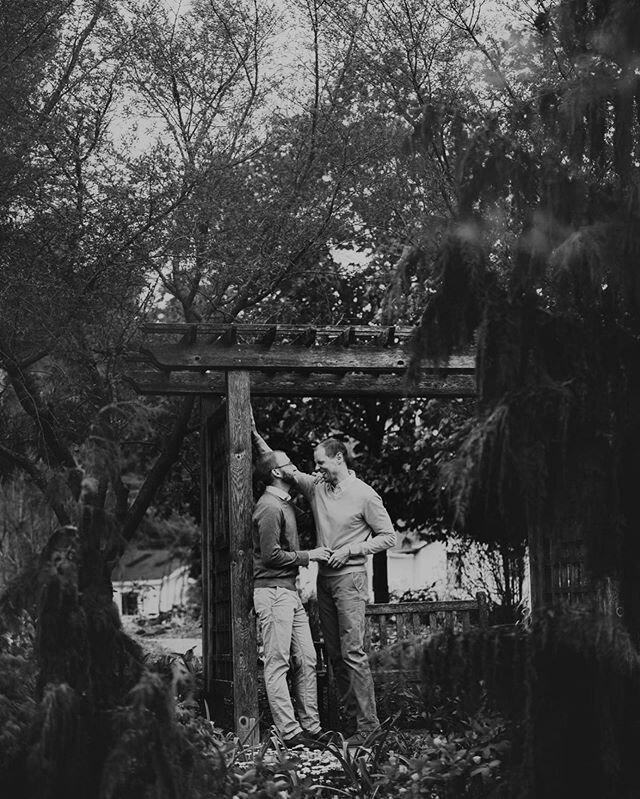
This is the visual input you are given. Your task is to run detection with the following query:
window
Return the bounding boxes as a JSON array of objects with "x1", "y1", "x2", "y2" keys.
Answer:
[{"x1": 122, "y1": 591, "x2": 139, "y2": 616}]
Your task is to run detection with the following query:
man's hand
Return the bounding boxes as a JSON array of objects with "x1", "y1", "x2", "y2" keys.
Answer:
[
  {"x1": 250, "y1": 405, "x2": 272, "y2": 454},
  {"x1": 327, "y1": 545, "x2": 350, "y2": 568},
  {"x1": 308, "y1": 546, "x2": 332, "y2": 562}
]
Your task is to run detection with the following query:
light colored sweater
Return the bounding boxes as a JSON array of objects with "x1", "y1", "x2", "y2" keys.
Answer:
[{"x1": 295, "y1": 471, "x2": 396, "y2": 576}]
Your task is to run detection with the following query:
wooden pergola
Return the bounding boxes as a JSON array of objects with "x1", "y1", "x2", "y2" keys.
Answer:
[{"x1": 130, "y1": 322, "x2": 477, "y2": 743}]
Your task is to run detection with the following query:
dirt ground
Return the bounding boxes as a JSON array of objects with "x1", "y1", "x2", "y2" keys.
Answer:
[{"x1": 121, "y1": 616, "x2": 203, "y2": 659}]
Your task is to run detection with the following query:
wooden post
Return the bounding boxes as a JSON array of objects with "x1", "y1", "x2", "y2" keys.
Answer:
[
  {"x1": 226, "y1": 371, "x2": 259, "y2": 745},
  {"x1": 528, "y1": 525, "x2": 548, "y2": 616},
  {"x1": 476, "y1": 591, "x2": 489, "y2": 629},
  {"x1": 372, "y1": 551, "x2": 389, "y2": 602}
]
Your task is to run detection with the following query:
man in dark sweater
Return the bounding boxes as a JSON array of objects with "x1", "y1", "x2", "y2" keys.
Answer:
[{"x1": 252, "y1": 449, "x2": 331, "y2": 747}]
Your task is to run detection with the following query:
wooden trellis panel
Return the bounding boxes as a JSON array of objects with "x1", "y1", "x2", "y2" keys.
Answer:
[{"x1": 201, "y1": 400, "x2": 232, "y2": 727}]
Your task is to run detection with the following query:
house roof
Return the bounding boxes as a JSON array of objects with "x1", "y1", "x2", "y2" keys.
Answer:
[{"x1": 112, "y1": 547, "x2": 186, "y2": 582}]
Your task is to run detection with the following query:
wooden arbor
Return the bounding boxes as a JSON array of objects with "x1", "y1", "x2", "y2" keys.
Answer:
[{"x1": 130, "y1": 323, "x2": 476, "y2": 743}]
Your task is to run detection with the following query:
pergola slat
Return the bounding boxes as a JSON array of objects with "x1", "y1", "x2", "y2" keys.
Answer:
[
  {"x1": 376, "y1": 326, "x2": 396, "y2": 347},
  {"x1": 291, "y1": 327, "x2": 316, "y2": 347},
  {"x1": 331, "y1": 326, "x2": 356, "y2": 347},
  {"x1": 257, "y1": 326, "x2": 277, "y2": 348},
  {"x1": 139, "y1": 322, "x2": 417, "y2": 341}
]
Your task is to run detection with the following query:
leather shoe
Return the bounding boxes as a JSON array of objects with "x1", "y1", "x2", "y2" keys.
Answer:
[
  {"x1": 282, "y1": 733, "x2": 307, "y2": 748},
  {"x1": 302, "y1": 728, "x2": 338, "y2": 744},
  {"x1": 283, "y1": 732, "x2": 326, "y2": 750}
]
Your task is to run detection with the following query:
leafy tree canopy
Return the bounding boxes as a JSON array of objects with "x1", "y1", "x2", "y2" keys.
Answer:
[{"x1": 411, "y1": 0, "x2": 640, "y2": 632}]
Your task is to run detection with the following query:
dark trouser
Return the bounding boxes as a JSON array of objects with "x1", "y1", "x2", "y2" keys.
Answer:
[{"x1": 316, "y1": 570, "x2": 379, "y2": 734}]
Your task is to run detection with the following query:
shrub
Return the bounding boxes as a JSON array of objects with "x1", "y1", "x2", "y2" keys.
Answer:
[
  {"x1": 420, "y1": 625, "x2": 528, "y2": 722},
  {"x1": 0, "y1": 612, "x2": 37, "y2": 792}
]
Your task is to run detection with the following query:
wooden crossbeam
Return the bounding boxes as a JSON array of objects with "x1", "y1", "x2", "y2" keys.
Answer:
[
  {"x1": 140, "y1": 342, "x2": 474, "y2": 373},
  {"x1": 130, "y1": 323, "x2": 477, "y2": 398},
  {"x1": 125, "y1": 369, "x2": 477, "y2": 397}
]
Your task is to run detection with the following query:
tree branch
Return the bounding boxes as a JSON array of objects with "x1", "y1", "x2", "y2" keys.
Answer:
[
  {"x1": 5, "y1": 364, "x2": 78, "y2": 470},
  {"x1": 120, "y1": 396, "x2": 195, "y2": 542},
  {"x1": 0, "y1": 443, "x2": 71, "y2": 526}
]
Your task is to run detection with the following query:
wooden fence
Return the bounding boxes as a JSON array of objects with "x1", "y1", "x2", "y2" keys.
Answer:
[
  {"x1": 365, "y1": 592, "x2": 489, "y2": 650},
  {"x1": 316, "y1": 592, "x2": 489, "y2": 727}
]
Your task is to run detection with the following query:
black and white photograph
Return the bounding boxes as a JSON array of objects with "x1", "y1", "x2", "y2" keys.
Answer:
[{"x1": 1, "y1": 1, "x2": 639, "y2": 797}]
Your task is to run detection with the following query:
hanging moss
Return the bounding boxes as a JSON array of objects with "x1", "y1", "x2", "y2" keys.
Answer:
[{"x1": 410, "y1": 223, "x2": 488, "y2": 376}]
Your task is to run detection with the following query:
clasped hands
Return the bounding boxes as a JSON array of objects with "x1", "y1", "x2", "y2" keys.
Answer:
[{"x1": 309, "y1": 545, "x2": 351, "y2": 568}]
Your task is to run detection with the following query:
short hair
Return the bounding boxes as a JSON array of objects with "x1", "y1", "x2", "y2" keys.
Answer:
[
  {"x1": 315, "y1": 437, "x2": 350, "y2": 463},
  {"x1": 255, "y1": 450, "x2": 287, "y2": 485}
]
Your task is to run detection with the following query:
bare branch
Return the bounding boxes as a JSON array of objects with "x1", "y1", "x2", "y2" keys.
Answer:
[
  {"x1": 39, "y1": 1, "x2": 106, "y2": 124},
  {"x1": 120, "y1": 396, "x2": 195, "y2": 542},
  {"x1": 0, "y1": 443, "x2": 72, "y2": 526}
]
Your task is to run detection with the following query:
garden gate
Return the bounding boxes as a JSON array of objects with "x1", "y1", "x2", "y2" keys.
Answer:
[{"x1": 130, "y1": 323, "x2": 476, "y2": 743}]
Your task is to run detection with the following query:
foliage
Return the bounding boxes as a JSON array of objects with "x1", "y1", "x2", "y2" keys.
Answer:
[
  {"x1": 0, "y1": 590, "x2": 528, "y2": 799},
  {"x1": 391, "y1": 585, "x2": 440, "y2": 603},
  {"x1": 420, "y1": 626, "x2": 528, "y2": 725},
  {"x1": 378, "y1": 714, "x2": 514, "y2": 799},
  {"x1": 0, "y1": 0, "x2": 485, "y2": 565},
  {"x1": 253, "y1": 395, "x2": 476, "y2": 535},
  {"x1": 0, "y1": 612, "x2": 37, "y2": 786},
  {"x1": 406, "y1": 0, "x2": 640, "y2": 640},
  {"x1": 525, "y1": 606, "x2": 640, "y2": 799},
  {"x1": 170, "y1": 706, "x2": 515, "y2": 799},
  {"x1": 0, "y1": 477, "x2": 56, "y2": 592}
]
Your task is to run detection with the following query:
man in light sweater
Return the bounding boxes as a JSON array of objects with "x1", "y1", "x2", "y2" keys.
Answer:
[
  {"x1": 252, "y1": 449, "x2": 331, "y2": 747},
  {"x1": 252, "y1": 427, "x2": 396, "y2": 745}
]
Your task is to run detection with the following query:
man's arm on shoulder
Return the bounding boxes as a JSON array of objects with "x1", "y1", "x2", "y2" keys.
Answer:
[{"x1": 291, "y1": 470, "x2": 316, "y2": 498}]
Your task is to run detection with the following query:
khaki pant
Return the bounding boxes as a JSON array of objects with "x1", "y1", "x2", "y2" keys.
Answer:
[{"x1": 254, "y1": 586, "x2": 321, "y2": 739}]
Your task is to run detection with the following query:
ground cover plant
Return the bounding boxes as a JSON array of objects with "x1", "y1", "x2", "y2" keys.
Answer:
[
  {"x1": 0, "y1": 607, "x2": 516, "y2": 799},
  {"x1": 153, "y1": 623, "x2": 517, "y2": 799},
  {"x1": 173, "y1": 699, "x2": 514, "y2": 799}
]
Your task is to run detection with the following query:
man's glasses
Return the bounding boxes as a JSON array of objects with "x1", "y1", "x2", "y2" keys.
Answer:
[{"x1": 274, "y1": 461, "x2": 294, "y2": 470}]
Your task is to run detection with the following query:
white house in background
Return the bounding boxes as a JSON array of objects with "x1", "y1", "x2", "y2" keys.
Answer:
[
  {"x1": 386, "y1": 532, "x2": 530, "y2": 606},
  {"x1": 112, "y1": 547, "x2": 191, "y2": 618}
]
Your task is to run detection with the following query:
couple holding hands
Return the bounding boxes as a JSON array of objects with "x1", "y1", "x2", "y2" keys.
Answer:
[{"x1": 251, "y1": 417, "x2": 396, "y2": 748}]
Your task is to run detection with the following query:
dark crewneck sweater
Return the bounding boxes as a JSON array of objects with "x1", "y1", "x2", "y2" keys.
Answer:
[{"x1": 252, "y1": 491, "x2": 310, "y2": 589}]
